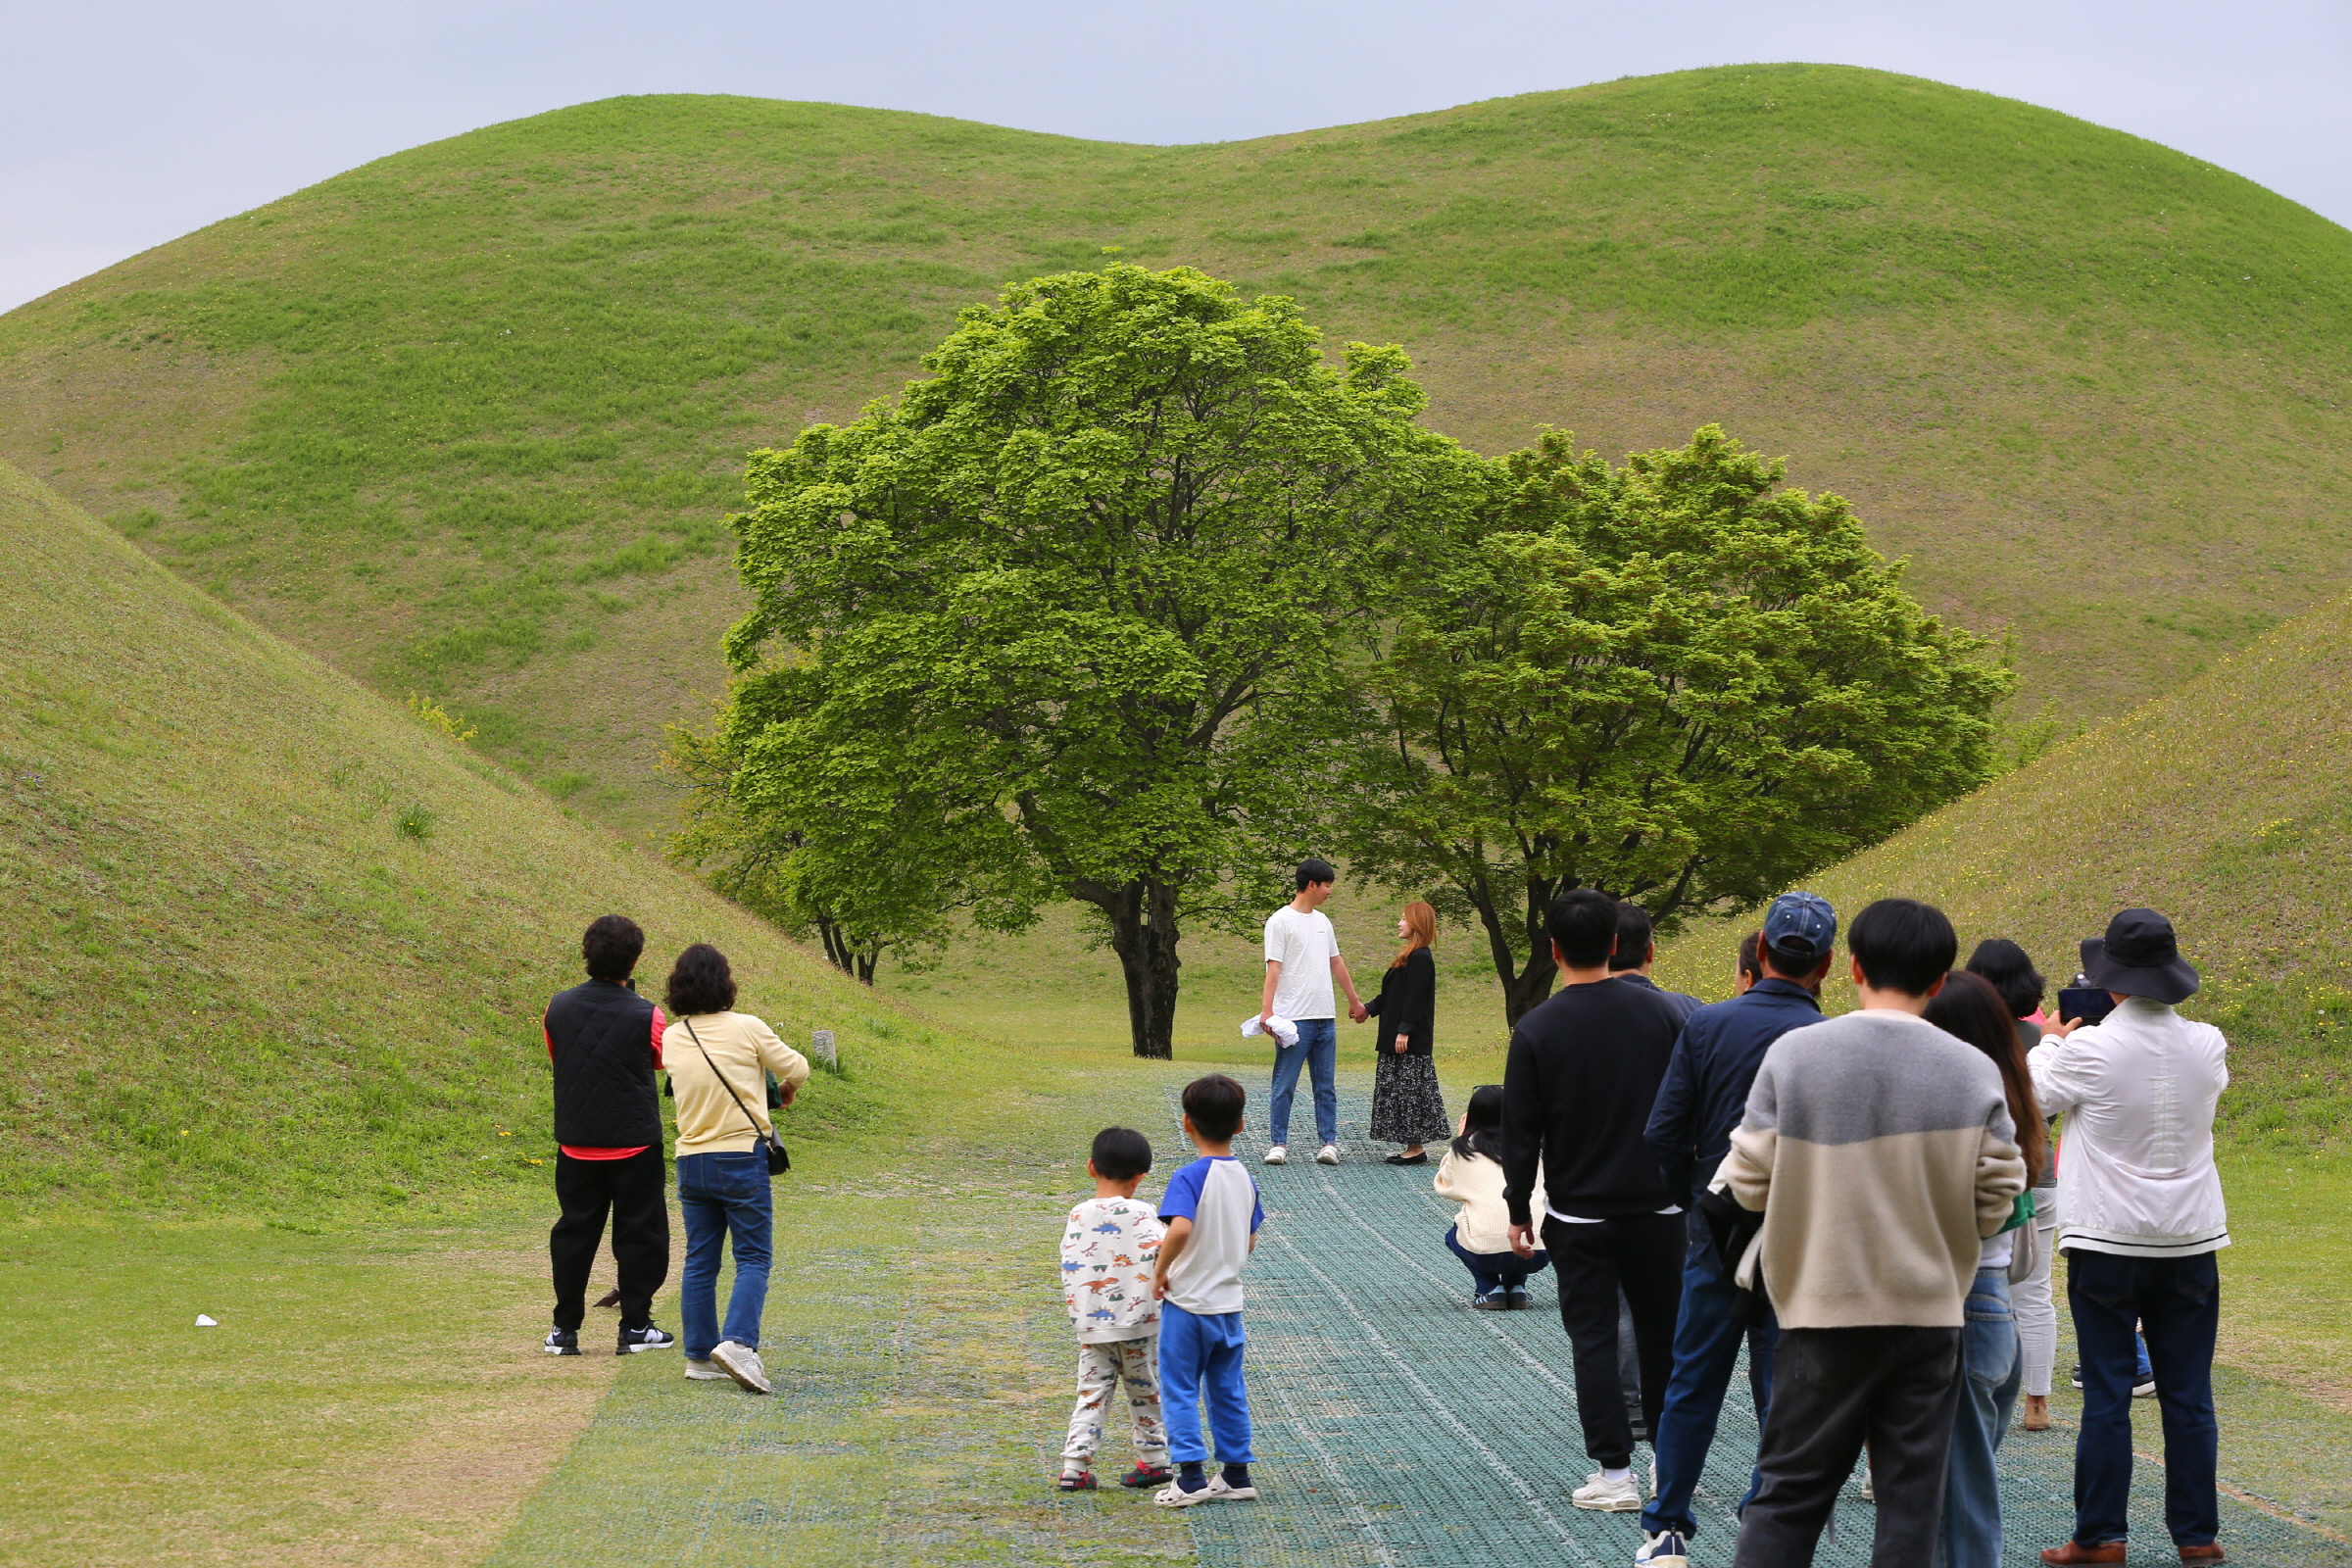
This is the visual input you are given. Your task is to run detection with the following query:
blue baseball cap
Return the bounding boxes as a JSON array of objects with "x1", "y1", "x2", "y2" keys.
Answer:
[{"x1": 1762, "y1": 891, "x2": 1838, "y2": 962}]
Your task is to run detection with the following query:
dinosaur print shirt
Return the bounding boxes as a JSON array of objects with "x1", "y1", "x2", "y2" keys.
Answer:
[{"x1": 1060, "y1": 1195, "x2": 1166, "y2": 1344}]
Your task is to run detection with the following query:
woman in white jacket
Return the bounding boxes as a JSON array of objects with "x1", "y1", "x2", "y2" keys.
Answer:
[{"x1": 1433, "y1": 1085, "x2": 1549, "y2": 1310}]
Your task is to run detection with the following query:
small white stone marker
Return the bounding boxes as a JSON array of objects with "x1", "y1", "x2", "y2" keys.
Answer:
[
  {"x1": 195, "y1": 1314, "x2": 218, "y2": 1327},
  {"x1": 811, "y1": 1029, "x2": 836, "y2": 1070}
]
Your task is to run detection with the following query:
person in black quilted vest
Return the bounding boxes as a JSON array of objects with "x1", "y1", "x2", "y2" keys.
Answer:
[{"x1": 542, "y1": 914, "x2": 675, "y2": 1356}]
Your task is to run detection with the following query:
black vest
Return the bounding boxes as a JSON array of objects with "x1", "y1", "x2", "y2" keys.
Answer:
[{"x1": 546, "y1": 980, "x2": 662, "y2": 1149}]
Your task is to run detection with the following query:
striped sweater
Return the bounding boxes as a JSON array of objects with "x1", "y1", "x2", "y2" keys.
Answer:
[{"x1": 1718, "y1": 1008, "x2": 2027, "y2": 1330}]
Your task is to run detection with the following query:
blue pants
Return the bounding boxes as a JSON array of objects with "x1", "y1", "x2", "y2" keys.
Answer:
[
  {"x1": 1939, "y1": 1268, "x2": 2023, "y2": 1568},
  {"x1": 1445, "y1": 1225, "x2": 1550, "y2": 1295},
  {"x1": 2067, "y1": 1249, "x2": 2220, "y2": 1548},
  {"x1": 1267, "y1": 1017, "x2": 1338, "y2": 1149},
  {"x1": 1159, "y1": 1302, "x2": 1252, "y2": 1465},
  {"x1": 1642, "y1": 1208, "x2": 1779, "y2": 1539},
  {"x1": 676, "y1": 1151, "x2": 773, "y2": 1359}
]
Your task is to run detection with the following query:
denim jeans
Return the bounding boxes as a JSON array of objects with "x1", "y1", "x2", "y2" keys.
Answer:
[
  {"x1": 1936, "y1": 1268, "x2": 2022, "y2": 1568},
  {"x1": 1267, "y1": 1017, "x2": 1338, "y2": 1148},
  {"x1": 1444, "y1": 1225, "x2": 1550, "y2": 1296},
  {"x1": 2066, "y1": 1249, "x2": 2221, "y2": 1548},
  {"x1": 1642, "y1": 1207, "x2": 1779, "y2": 1540},
  {"x1": 677, "y1": 1151, "x2": 773, "y2": 1359}
]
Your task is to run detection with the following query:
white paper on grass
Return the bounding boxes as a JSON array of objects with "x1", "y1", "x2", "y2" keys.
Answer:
[{"x1": 194, "y1": 1314, "x2": 218, "y2": 1327}]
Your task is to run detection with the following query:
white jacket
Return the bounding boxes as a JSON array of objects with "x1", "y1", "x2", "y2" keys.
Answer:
[
  {"x1": 1435, "y1": 1147, "x2": 1542, "y2": 1255},
  {"x1": 2029, "y1": 997, "x2": 2229, "y2": 1258}
]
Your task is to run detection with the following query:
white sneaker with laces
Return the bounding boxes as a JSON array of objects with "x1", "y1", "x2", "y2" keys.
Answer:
[
  {"x1": 1262, "y1": 1146, "x2": 1288, "y2": 1165},
  {"x1": 683, "y1": 1357, "x2": 730, "y2": 1382},
  {"x1": 1572, "y1": 1470, "x2": 1642, "y2": 1512},
  {"x1": 1315, "y1": 1144, "x2": 1341, "y2": 1165},
  {"x1": 1636, "y1": 1529, "x2": 1689, "y2": 1567},
  {"x1": 710, "y1": 1339, "x2": 772, "y2": 1395}
]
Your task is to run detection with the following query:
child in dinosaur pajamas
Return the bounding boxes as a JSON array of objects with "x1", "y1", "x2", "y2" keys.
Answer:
[{"x1": 1055, "y1": 1126, "x2": 1170, "y2": 1491}]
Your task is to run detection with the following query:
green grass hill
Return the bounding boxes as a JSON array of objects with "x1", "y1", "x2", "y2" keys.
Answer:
[
  {"x1": 0, "y1": 454, "x2": 959, "y2": 1215},
  {"x1": 5, "y1": 65, "x2": 2351, "y2": 837},
  {"x1": 1651, "y1": 583, "x2": 2352, "y2": 1152}
]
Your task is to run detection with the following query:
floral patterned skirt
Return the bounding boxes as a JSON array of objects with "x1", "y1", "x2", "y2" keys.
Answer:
[{"x1": 1369, "y1": 1052, "x2": 1450, "y2": 1146}]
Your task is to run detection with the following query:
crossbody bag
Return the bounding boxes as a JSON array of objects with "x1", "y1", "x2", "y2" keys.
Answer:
[{"x1": 681, "y1": 1017, "x2": 789, "y2": 1175}]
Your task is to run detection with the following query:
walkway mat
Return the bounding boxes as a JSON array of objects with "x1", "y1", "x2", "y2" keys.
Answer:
[{"x1": 1178, "y1": 1087, "x2": 2348, "y2": 1568}]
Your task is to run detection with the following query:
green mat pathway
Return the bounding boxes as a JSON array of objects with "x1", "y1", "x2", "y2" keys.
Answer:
[{"x1": 1190, "y1": 1088, "x2": 2348, "y2": 1568}]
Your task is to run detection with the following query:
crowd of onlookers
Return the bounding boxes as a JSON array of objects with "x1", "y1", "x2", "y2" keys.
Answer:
[{"x1": 538, "y1": 862, "x2": 2233, "y2": 1565}]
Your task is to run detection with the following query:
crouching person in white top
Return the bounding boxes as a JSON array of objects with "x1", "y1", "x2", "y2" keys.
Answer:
[
  {"x1": 2030, "y1": 909, "x2": 2229, "y2": 1567},
  {"x1": 1056, "y1": 1127, "x2": 1171, "y2": 1492},
  {"x1": 1435, "y1": 1085, "x2": 1551, "y2": 1309},
  {"x1": 1151, "y1": 1074, "x2": 1265, "y2": 1508}
]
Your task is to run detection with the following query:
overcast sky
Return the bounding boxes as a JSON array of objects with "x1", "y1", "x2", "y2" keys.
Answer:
[{"x1": 5, "y1": 0, "x2": 2348, "y2": 314}]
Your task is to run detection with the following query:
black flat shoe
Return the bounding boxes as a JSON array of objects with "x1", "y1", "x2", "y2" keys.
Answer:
[{"x1": 1384, "y1": 1152, "x2": 1429, "y2": 1165}]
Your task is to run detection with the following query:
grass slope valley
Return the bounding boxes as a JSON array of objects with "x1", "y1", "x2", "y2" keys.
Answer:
[{"x1": 5, "y1": 65, "x2": 2352, "y2": 838}]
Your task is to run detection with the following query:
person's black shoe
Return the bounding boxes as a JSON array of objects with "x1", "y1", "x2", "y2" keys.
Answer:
[
  {"x1": 1383, "y1": 1152, "x2": 1429, "y2": 1165},
  {"x1": 543, "y1": 1327, "x2": 579, "y2": 1355},
  {"x1": 2070, "y1": 1365, "x2": 2083, "y2": 1390},
  {"x1": 616, "y1": 1323, "x2": 676, "y2": 1354}
]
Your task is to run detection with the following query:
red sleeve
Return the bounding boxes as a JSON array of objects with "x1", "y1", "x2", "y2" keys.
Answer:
[
  {"x1": 650, "y1": 1006, "x2": 666, "y2": 1070},
  {"x1": 544, "y1": 1020, "x2": 555, "y2": 1059}
]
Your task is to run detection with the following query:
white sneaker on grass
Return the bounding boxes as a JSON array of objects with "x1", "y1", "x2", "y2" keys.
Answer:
[
  {"x1": 1262, "y1": 1146, "x2": 1288, "y2": 1165},
  {"x1": 1314, "y1": 1144, "x2": 1341, "y2": 1165},
  {"x1": 1572, "y1": 1470, "x2": 1642, "y2": 1512},
  {"x1": 710, "y1": 1339, "x2": 771, "y2": 1395},
  {"x1": 683, "y1": 1357, "x2": 730, "y2": 1382}
]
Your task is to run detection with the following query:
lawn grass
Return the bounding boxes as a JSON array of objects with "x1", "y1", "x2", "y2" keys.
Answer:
[{"x1": 7, "y1": 65, "x2": 2352, "y2": 834}]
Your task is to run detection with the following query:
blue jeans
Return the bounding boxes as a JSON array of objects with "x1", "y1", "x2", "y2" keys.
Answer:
[
  {"x1": 1937, "y1": 1268, "x2": 2023, "y2": 1568},
  {"x1": 2067, "y1": 1249, "x2": 2220, "y2": 1548},
  {"x1": 676, "y1": 1151, "x2": 773, "y2": 1359},
  {"x1": 1445, "y1": 1225, "x2": 1550, "y2": 1296},
  {"x1": 1160, "y1": 1302, "x2": 1251, "y2": 1465},
  {"x1": 1267, "y1": 1017, "x2": 1338, "y2": 1148},
  {"x1": 1643, "y1": 1208, "x2": 1779, "y2": 1538}
]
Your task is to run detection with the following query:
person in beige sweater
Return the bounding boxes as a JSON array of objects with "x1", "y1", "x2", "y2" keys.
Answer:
[
  {"x1": 662, "y1": 943, "x2": 810, "y2": 1395},
  {"x1": 1717, "y1": 899, "x2": 2026, "y2": 1568},
  {"x1": 1433, "y1": 1085, "x2": 1550, "y2": 1309}
]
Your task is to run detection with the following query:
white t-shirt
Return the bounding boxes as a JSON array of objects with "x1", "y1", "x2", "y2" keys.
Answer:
[
  {"x1": 1159, "y1": 1156, "x2": 1264, "y2": 1315},
  {"x1": 1263, "y1": 905, "x2": 1340, "y2": 1021}
]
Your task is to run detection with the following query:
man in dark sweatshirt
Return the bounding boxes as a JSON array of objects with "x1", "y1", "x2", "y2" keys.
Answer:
[
  {"x1": 1503, "y1": 888, "x2": 1688, "y2": 1515},
  {"x1": 543, "y1": 913, "x2": 675, "y2": 1356}
]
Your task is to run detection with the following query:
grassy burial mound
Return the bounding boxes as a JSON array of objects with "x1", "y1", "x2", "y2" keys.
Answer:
[
  {"x1": 4, "y1": 65, "x2": 2350, "y2": 834},
  {"x1": 1656, "y1": 585, "x2": 2352, "y2": 1152},
  {"x1": 0, "y1": 456, "x2": 953, "y2": 1216}
]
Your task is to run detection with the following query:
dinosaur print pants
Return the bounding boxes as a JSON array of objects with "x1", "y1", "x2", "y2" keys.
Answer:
[{"x1": 1061, "y1": 1335, "x2": 1168, "y2": 1465}]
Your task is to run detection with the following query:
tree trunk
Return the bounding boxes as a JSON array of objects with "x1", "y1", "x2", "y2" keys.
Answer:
[
  {"x1": 1097, "y1": 878, "x2": 1183, "y2": 1059},
  {"x1": 1466, "y1": 870, "x2": 1566, "y2": 1027}
]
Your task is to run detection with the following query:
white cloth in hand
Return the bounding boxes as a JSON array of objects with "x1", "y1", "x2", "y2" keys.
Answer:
[{"x1": 1240, "y1": 1013, "x2": 1300, "y2": 1047}]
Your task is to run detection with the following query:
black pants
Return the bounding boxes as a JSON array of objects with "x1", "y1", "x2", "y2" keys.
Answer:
[
  {"x1": 1544, "y1": 1211, "x2": 1686, "y2": 1467},
  {"x1": 550, "y1": 1147, "x2": 670, "y2": 1332},
  {"x1": 1732, "y1": 1325, "x2": 1962, "y2": 1568}
]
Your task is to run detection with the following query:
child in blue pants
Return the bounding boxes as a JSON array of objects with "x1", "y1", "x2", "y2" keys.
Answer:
[{"x1": 1150, "y1": 1073, "x2": 1264, "y2": 1507}]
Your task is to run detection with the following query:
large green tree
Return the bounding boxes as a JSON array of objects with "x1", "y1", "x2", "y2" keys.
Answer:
[
  {"x1": 710, "y1": 265, "x2": 1488, "y2": 1055},
  {"x1": 1347, "y1": 425, "x2": 2012, "y2": 1025}
]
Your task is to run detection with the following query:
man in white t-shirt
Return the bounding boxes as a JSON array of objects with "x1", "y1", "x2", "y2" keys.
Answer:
[{"x1": 1256, "y1": 858, "x2": 1367, "y2": 1167}]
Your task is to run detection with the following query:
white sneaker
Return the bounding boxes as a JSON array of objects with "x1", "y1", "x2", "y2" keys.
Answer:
[
  {"x1": 1315, "y1": 1144, "x2": 1341, "y2": 1165},
  {"x1": 1637, "y1": 1529, "x2": 1690, "y2": 1567},
  {"x1": 1262, "y1": 1146, "x2": 1288, "y2": 1165},
  {"x1": 683, "y1": 1357, "x2": 730, "y2": 1382},
  {"x1": 710, "y1": 1339, "x2": 771, "y2": 1395},
  {"x1": 1572, "y1": 1470, "x2": 1642, "y2": 1512},
  {"x1": 1153, "y1": 1474, "x2": 1254, "y2": 1507}
]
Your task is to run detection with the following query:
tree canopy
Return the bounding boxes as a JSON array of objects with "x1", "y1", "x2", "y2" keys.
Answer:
[
  {"x1": 1345, "y1": 425, "x2": 2013, "y2": 1023},
  {"x1": 708, "y1": 264, "x2": 1488, "y2": 1055}
]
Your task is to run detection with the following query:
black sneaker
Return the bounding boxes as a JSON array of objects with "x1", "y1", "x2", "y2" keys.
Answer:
[
  {"x1": 2070, "y1": 1365, "x2": 2083, "y2": 1390},
  {"x1": 616, "y1": 1323, "x2": 675, "y2": 1354},
  {"x1": 543, "y1": 1328, "x2": 579, "y2": 1355}
]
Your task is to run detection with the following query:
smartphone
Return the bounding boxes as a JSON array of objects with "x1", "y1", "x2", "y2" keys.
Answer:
[{"x1": 2056, "y1": 985, "x2": 2116, "y2": 1027}]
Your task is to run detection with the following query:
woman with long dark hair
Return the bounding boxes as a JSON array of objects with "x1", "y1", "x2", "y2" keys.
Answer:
[
  {"x1": 1924, "y1": 968, "x2": 2049, "y2": 1568},
  {"x1": 1364, "y1": 901, "x2": 1448, "y2": 1164},
  {"x1": 662, "y1": 943, "x2": 810, "y2": 1396},
  {"x1": 1966, "y1": 938, "x2": 2063, "y2": 1431},
  {"x1": 1434, "y1": 1084, "x2": 1551, "y2": 1308}
]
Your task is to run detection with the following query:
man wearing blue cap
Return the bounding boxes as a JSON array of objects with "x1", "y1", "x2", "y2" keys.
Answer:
[{"x1": 1633, "y1": 892, "x2": 1838, "y2": 1568}]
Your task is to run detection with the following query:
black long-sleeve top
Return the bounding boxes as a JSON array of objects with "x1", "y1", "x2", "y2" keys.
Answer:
[
  {"x1": 1364, "y1": 947, "x2": 1436, "y2": 1054},
  {"x1": 1500, "y1": 976, "x2": 1684, "y2": 1226}
]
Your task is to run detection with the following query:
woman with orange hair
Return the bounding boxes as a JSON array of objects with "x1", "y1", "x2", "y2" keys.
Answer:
[{"x1": 1363, "y1": 902, "x2": 1448, "y2": 1164}]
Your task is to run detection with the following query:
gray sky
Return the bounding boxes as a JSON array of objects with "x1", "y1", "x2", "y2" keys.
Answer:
[{"x1": 5, "y1": 0, "x2": 2349, "y2": 314}]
